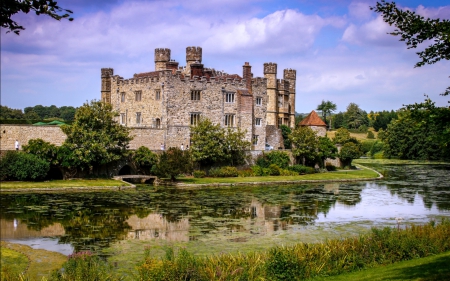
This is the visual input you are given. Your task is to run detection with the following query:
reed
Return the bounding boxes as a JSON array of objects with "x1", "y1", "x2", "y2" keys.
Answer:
[{"x1": 136, "y1": 220, "x2": 450, "y2": 281}]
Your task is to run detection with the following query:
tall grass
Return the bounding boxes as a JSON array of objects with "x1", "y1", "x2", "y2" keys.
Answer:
[{"x1": 137, "y1": 220, "x2": 450, "y2": 281}]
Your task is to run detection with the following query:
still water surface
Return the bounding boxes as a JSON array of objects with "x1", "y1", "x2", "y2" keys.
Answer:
[{"x1": 1, "y1": 164, "x2": 449, "y2": 255}]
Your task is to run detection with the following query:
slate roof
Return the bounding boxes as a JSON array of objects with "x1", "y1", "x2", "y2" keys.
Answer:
[{"x1": 298, "y1": 110, "x2": 327, "y2": 127}]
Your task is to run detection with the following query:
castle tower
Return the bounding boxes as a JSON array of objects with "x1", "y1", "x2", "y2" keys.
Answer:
[
  {"x1": 155, "y1": 48, "x2": 171, "y2": 71},
  {"x1": 101, "y1": 68, "x2": 113, "y2": 104},
  {"x1": 186, "y1": 46, "x2": 202, "y2": 74},
  {"x1": 284, "y1": 69, "x2": 296, "y2": 128},
  {"x1": 264, "y1": 63, "x2": 278, "y2": 126}
]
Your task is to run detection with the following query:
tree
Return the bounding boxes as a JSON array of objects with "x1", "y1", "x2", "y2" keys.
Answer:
[
  {"x1": 22, "y1": 138, "x2": 59, "y2": 165},
  {"x1": 1, "y1": 0, "x2": 73, "y2": 35},
  {"x1": 59, "y1": 100, "x2": 132, "y2": 172},
  {"x1": 152, "y1": 147, "x2": 193, "y2": 181},
  {"x1": 289, "y1": 126, "x2": 319, "y2": 166},
  {"x1": 317, "y1": 136, "x2": 338, "y2": 168},
  {"x1": 331, "y1": 112, "x2": 345, "y2": 129},
  {"x1": 316, "y1": 100, "x2": 337, "y2": 129},
  {"x1": 190, "y1": 117, "x2": 250, "y2": 167},
  {"x1": 0, "y1": 105, "x2": 24, "y2": 119},
  {"x1": 372, "y1": 1, "x2": 450, "y2": 96},
  {"x1": 339, "y1": 141, "x2": 363, "y2": 168},
  {"x1": 222, "y1": 127, "x2": 251, "y2": 166},
  {"x1": 24, "y1": 110, "x2": 40, "y2": 120},
  {"x1": 372, "y1": 110, "x2": 398, "y2": 132},
  {"x1": 190, "y1": 118, "x2": 226, "y2": 166},
  {"x1": 382, "y1": 108, "x2": 446, "y2": 160},
  {"x1": 333, "y1": 127, "x2": 362, "y2": 167},
  {"x1": 280, "y1": 124, "x2": 292, "y2": 149},
  {"x1": 133, "y1": 146, "x2": 158, "y2": 175},
  {"x1": 344, "y1": 103, "x2": 369, "y2": 130},
  {"x1": 333, "y1": 128, "x2": 351, "y2": 144}
]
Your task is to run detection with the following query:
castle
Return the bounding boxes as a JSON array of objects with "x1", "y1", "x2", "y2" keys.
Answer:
[{"x1": 101, "y1": 47, "x2": 296, "y2": 150}]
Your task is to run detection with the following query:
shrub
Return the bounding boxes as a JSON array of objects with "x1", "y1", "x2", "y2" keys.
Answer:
[
  {"x1": 361, "y1": 140, "x2": 376, "y2": 155},
  {"x1": 193, "y1": 170, "x2": 206, "y2": 178},
  {"x1": 208, "y1": 166, "x2": 238, "y2": 177},
  {"x1": 238, "y1": 168, "x2": 254, "y2": 177},
  {"x1": 377, "y1": 128, "x2": 386, "y2": 140},
  {"x1": 251, "y1": 165, "x2": 269, "y2": 176},
  {"x1": 367, "y1": 130, "x2": 375, "y2": 139},
  {"x1": 325, "y1": 163, "x2": 337, "y2": 171},
  {"x1": 280, "y1": 169, "x2": 298, "y2": 176},
  {"x1": 287, "y1": 164, "x2": 315, "y2": 175},
  {"x1": 369, "y1": 140, "x2": 385, "y2": 157},
  {"x1": 22, "y1": 138, "x2": 59, "y2": 165},
  {"x1": 268, "y1": 164, "x2": 281, "y2": 176},
  {"x1": 0, "y1": 151, "x2": 49, "y2": 181},
  {"x1": 256, "y1": 151, "x2": 290, "y2": 169}
]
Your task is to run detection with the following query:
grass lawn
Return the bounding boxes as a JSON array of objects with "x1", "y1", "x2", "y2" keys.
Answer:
[
  {"x1": 354, "y1": 158, "x2": 450, "y2": 165},
  {"x1": 0, "y1": 178, "x2": 132, "y2": 190},
  {"x1": 326, "y1": 129, "x2": 377, "y2": 141},
  {"x1": 312, "y1": 251, "x2": 450, "y2": 281},
  {"x1": 0, "y1": 241, "x2": 67, "y2": 280},
  {"x1": 176, "y1": 165, "x2": 380, "y2": 185}
]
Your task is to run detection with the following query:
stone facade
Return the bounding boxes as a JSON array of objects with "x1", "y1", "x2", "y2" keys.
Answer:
[
  {"x1": 101, "y1": 46, "x2": 297, "y2": 150},
  {"x1": 0, "y1": 124, "x2": 67, "y2": 151}
]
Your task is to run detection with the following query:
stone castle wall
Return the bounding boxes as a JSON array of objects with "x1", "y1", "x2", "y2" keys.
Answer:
[{"x1": 1, "y1": 124, "x2": 67, "y2": 150}]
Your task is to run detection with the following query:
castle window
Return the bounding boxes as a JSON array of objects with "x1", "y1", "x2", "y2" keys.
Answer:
[
  {"x1": 278, "y1": 94, "x2": 283, "y2": 108},
  {"x1": 256, "y1": 97, "x2": 262, "y2": 106},
  {"x1": 135, "y1": 91, "x2": 142, "y2": 101},
  {"x1": 225, "y1": 92, "x2": 235, "y2": 103},
  {"x1": 120, "y1": 113, "x2": 126, "y2": 125},
  {"x1": 190, "y1": 113, "x2": 201, "y2": 125},
  {"x1": 255, "y1": 118, "x2": 262, "y2": 126},
  {"x1": 191, "y1": 90, "x2": 201, "y2": 101},
  {"x1": 155, "y1": 118, "x2": 161, "y2": 128},
  {"x1": 224, "y1": 114, "x2": 235, "y2": 127},
  {"x1": 121, "y1": 92, "x2": 126, "y2": 102},
  {"x1": 155, "y1": 90, "x2": 161, "y2": 100},
  {"x1": 252, "y1": 135, "x2": 259, "y2": 145},
  {"x1": 136, "y1": 112, "x2": 141, "y2": 124},
  {"x1": 278, "y1": 118, "x2": 283, "y2": 127}
]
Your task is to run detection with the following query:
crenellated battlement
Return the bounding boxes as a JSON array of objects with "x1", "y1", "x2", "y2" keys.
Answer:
[
  {"x1": 155, "y1": 48, "x2": 171, "y2": 62},
  {"x1": 264, "y1": 63, "x2": 277, "y2": 74},
  {"x1": 283, "y1": 69, "x2": 296, "y2": 80},
  {"x1": 186, "y1": 46, "x2": 202, "y2": 62},
  {"x1": 251, "y1": 77, "x2": 267, "y2": 87},
  {"x1": 101, "y1": 68, "x2": 114, "y2": 77},
  {"x1": 277, "y1": 79, "x2": 290, "y2": 91}
]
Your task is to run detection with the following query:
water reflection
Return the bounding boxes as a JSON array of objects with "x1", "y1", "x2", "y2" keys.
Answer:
[{"x1": 1, "y1": 164, "x2": 449, "y2": 255}]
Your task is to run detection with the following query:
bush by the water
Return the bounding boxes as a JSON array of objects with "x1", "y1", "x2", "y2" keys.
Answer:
[
  {"x1": 238, "y1": 168, "x2": 254, "y2": 177},
  {"x1": 208, "y1": 166, "x2": 238, "y2": 177},
  {"x1": 193, "y1": 170, "x2": 206, "y2": 178},
  {"x1": 287, "y1": 164, "x2": 315, "y2": 175},
  {"x1": 369, "y1": 140, "x2": 384, "y2": 157},
  {"x1": 325, "y1": 163, "x2": 337, "y2": 171},
  {"x1": 134, "y1": 220, "x2": 450, "y2": 281},
  {"x1": 0, "y1": 151, "x2": 49, "y2": 181},
  {"x1": 256, "y1": 151, "x2": 290, "y2": 169}
]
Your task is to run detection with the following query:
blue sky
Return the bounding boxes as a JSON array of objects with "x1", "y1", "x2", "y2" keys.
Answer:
[{"x1": 1, "y1": 0, "x2": 449, "y2": 113}]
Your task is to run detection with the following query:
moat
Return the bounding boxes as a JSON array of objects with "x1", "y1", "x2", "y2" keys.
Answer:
[{"x1": 1, "y1": 164, "x2": 450, "y2": 256}]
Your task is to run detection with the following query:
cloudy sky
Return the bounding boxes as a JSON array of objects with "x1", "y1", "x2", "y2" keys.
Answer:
[{"x1": 1, "y1": 0, "x2": 449, "y2": 114}]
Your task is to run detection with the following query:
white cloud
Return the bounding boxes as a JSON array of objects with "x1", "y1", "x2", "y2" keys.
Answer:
[{"x1": 342, "y1": 15, "x2": 397, "y2": 46}]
